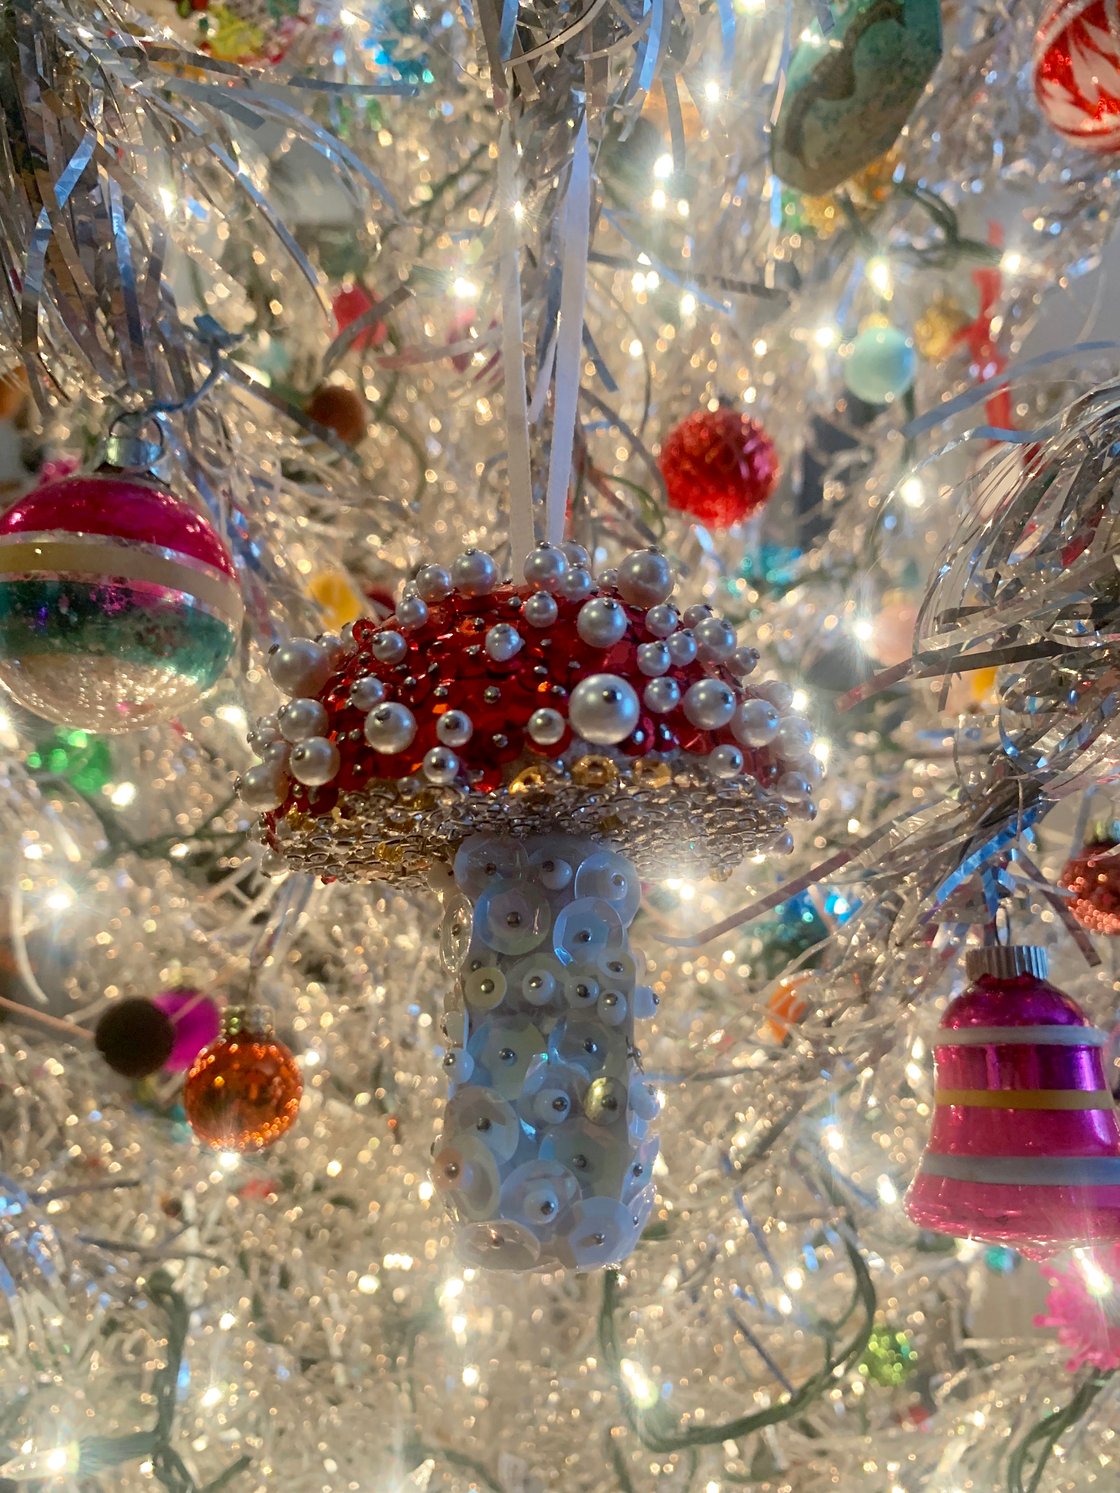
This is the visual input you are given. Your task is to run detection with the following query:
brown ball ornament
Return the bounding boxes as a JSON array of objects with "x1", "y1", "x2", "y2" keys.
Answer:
[
  {"x1": 95, "y1": 998, "x2": 176, "y2": 1078},
  {"x1": 305, "y1": 382, "x2": 368, "y2": 446},
  {"x1": 184, "y1": 1006, "x2": 302, "y2": 1152}
]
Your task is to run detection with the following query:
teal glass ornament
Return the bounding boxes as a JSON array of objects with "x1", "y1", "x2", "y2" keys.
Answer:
[{"x1": 845, "y1": 325, "x2": 916, "y2": 405}]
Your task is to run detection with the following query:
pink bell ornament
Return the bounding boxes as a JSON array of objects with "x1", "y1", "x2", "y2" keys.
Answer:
[{"x1": 905, "y1": 946, "x2": 1120, "y2": 1260}]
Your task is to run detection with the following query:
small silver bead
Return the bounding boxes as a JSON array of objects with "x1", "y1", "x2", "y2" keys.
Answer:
[
  {"x1": 349, "y1": 676, "x2": 386, "y2": 711},
  {"x1": 682, "y1": 678, "x2": 737, "y2": 729},
  {"x1": 247, "y1": 714, "x2": 281, "y2": 754},
  {"x1": 423, "y1": 746, "x2": 460, "y2": 785},
  {"x1": 524, "y1": 592, "x2": 559, "y2": 628},
  {"x1": 558, "y1": 566, "x2": 593, "y2": 602},
  {"x1": 643, "y1": 677, "x2": 681, "y2": 714},
  {"x1": 667, "y1": 630, "x2": 698, "y2": 667},
  {"x1": 708, "y1": 743, "x2": 744, "y2": 778},
  {"x1": 289, "y1": 735, "x2": 341, "y2": 786},
  {"x1": 616, "y1": 549, "x2": 674, "y2": 608},
  {"x1": 451, "y1": 549, "x2": 499, "y2": 596},
  {"x1": 568, "y1": 674, "x2": 640, "y2": 744},
  {"x1": 776, "y1": 769, "x2": 813, "y2": 803},
  {"x1": 485, "y1": 623, "x2": 524, "y2": 662},
  {"x1": 527, "y1": 707, "x2": 566, "y2": 745},
  {"x1": 396, "y1": 596, "x2": 429, "y2": 631},
  {"x1": 278, "y1": 697, "x2": 329, "y2": 743},
  {"x1": 522, "y1": 542, "x2": 569, "y2": 592},
  {"x1": 636, "y1": 641, "x2": 671, "y2": 677},
  {"x1": 577, "y1": 597, "x2": 627, "y2": 648},
  {"x1": 436, "y1": 710, "x2": 474, "y2": 747},
  {"x1": 598, "y1": 566, "x2": 619, "y2": 590},
  {"x1": 371, "y1": 630, "x2": 407, "y2": 664},
  {"x1": 364, "y1": 702, "x2": 417, "y2": 753},
  {"x1": 416, "y1": 564, "x2": 453, "y2": 602}
]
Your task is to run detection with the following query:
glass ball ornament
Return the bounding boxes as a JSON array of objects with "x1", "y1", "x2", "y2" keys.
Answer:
[
  {"x1": 183, "y1": 1006, "x2": 302, "y2": 1152},
  {"x1": 844, "y1": 325, "x2": 917, "y2": 405},
  {"x1": 0, "y1": 470, "x2": 242, "y2": 733},
  {"x1": 659, "y1": 406, "x2": 780, "y2": 530},
  {"x1": 152, "y1": 987, "x2": 222, "y2": 1073},
  {"x1": 1034, "y1": 0, "x2": 1120, "y2": 153}
]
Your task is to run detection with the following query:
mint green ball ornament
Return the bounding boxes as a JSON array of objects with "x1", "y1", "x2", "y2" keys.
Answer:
[{"x1": 845, "y1": 325, "x2": 916, "y2": 405}]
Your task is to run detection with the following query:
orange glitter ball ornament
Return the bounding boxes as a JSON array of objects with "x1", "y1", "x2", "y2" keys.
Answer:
[{"x1": 184, "y1": 1006, "x2": 302, "y2": 1152}]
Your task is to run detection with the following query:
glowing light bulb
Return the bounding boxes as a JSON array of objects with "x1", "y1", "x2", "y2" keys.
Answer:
[
  {"x1": 109, "y1": 782, "x2": 137, "y2": 808},
  {"x1": 651, "y1": 188, "x2": 668, "y2": 212},
  {"x1": 900, "y1": 476, "x2": 925, "y2": 509},
  {"x1": 867, "y1": 257, "x2": 892, "y2": 295},
  {"x1": 814, "y1": 325, "x2": 837, "y2": 349},
  {"x1": 453, "y1": 277, "x2": 478, "y2": 300},
  {"x1": 704, "y1": 79, "x2": 721, "y2": 103},
  {"x1": 1076, "y1": 1249, "x2": 1114, "y2": 1298},
  {"x1": 654, "y1": 154, "x2": 673, "y2": 180},
  {"x1": 1001, "y1": 250, "x2": 1023, "y2": 274},
  {"x1": 680, "y1": 291, "x2": 697, "y2": 316},
  {"x1": 620, "y1": 1358, "x2": 659, "y2": 1409}
]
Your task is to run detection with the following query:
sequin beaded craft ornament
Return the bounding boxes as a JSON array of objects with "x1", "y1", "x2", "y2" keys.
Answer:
[{"x1": 243, "y1": 544, "x2": 817, "y2": 1270}]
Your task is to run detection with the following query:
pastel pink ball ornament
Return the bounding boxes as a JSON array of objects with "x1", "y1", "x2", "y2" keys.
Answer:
[{"x1": 153, "y1": 987, "x2": 222, "y2": 1073}]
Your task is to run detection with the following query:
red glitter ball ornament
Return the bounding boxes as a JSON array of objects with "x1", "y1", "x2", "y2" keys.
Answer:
[
  {"x1": 659, "y1": 406, "x2": 779, "y2": 530},
  {"x1": 1033, "y1": 0, "x2": 1120, "y2": 153},
  {"x1": 184, "y1": 1007, "x2": 302, "y2": 1152},
  {"x1": 1060, "y1": 837, "x2": 1120, "y2": 935}
]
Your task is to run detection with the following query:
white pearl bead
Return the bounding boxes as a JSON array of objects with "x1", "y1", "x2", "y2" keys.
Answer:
[
  {"x1": 568, "y1": 674, "x2": 640, "y2": 744},
  {"x1": 485, "y1": 623, "x2": 524, "y2": 662},
  {"x1": 727, "y1": 646, "x2": 760, "y2": 677},
  {"x1": 522, "y1": 543, "x2": 569, "y2": 591},
  {"x1": 436, "y1": 710, "x2": 473, "y2": 747},
  {"x1": 732, "y1": 697, "x2": 780, "y2": 747},
  {"x1": 527, "y1": 707, "x2": 566, "y2": 745},
  {"x1": 772, "y1": 830, "x2": 795, "y2": 855},
  {"x1": 349, "y1": 676, "x2": 385, "y2": 711},
  {"x1": 261, "y1": 740, "x2": 291, "y2": 769},
  {"x1": 423, "y1": 746, "x2": 460, "y2": 784},
  {"x1": 682, "y1": 678, "x2": 736, "y2": 729},
  {"x1": 416, "y1": 564, "x2": 453, "y2": 602},
  {"x1": 776, "y1": 769, "x2": 812, "y2": 803},
  {"x1": 694, "y1": 615, "x2": 737, "y2": 662},
  {"x1": 616, "y1": 549, "x2": 674, "y2": 607},
  {"x1": 683, "y1": 603, "x2": 712, "y2": 628},
  {"x1": 645, "y1": 604, "x2": 679, "y2": 639},
  {"x1": 524, "y1": 592, "x2": 559, "y2": 628},
  {"x1": 562, "y1": 541, "x2": 590, "y2": 567},
  {"x1": 636, "y1": 641, "x2": 670, "y2": 676},
  {"x1": 558, "y1": 567, "x2": 593, "y2": 602},
  {"x1": 278, "y1": 697, "x2": 328, "y2": 742},
  {"x1": 775, "y1": 716, "x2": 814, "y2": 757},
  {"x1": 643, "y1": 677, "x2": 680, "y2": 714},
  {"x1": 396, "y1": 596, "x2": 429, "y2": 631},
  {"x1": 248, "y1": 714, "x2": 281, "y2": 754},
  {"x1": 577, "y1": 597, "x2": 627, "y2": 648},
  {"x1": 268, "y1": 638, "x2": 332, "y2": 697},
  {"x1": 451, "y1": 550, "x2": 499, "y2": 596},
  {"x1": 798, "y1": 755, "x2": 824, "y2": 784},
  {"x1": 371, "y1": 630, "x2": 407, "y2": 664},
  {"x1": 708, "y1": 743, "x2": 744, "y2": 778},
  {"x1": 239, "y1": 762, "x2": 289, "y2": 810},
  {"x1": 318, "y1": 633, "x2": 347, "y2": 667},
  {"x1": 598, "y1": 566, "x2": 619, "y2": 590},
  {"x1": 667, "y1": 630, "x2": 698, "y2": 666},
  {"x1": 756, "y1": 679, "x2": 794, "y2": 712},
  {"x1": 364, "y1": 702, "x2": 417, "y2": 753},
  {"x1": 289, "y1": 735, "x2": 340, "y2": 786}
]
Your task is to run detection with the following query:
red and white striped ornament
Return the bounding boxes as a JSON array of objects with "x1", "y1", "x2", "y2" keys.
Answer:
[{"x1": 1033, "y1": 0, "x2": 1120, "y2": 153}]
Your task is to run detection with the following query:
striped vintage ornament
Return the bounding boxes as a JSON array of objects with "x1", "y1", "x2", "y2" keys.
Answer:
[
  {"x1": 1033, "y1": 0, "x2": 1120, "y2": 153},
  {"x1": 905, "y1": 946, "x2": 1120, "y2": 1260}
]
